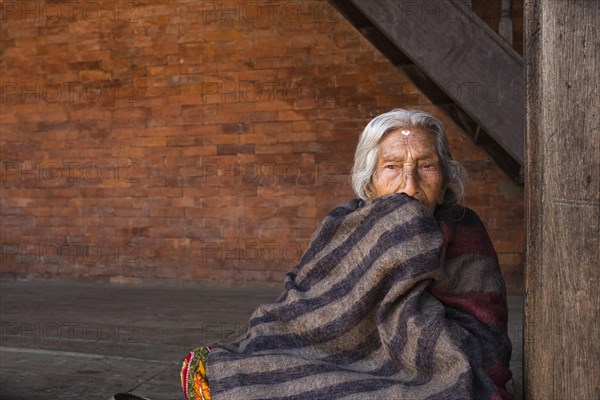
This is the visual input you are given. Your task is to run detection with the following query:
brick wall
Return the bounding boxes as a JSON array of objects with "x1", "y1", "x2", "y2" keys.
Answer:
[{"x1": 0, "y1": 0, "x2": 524, "y2": 292}]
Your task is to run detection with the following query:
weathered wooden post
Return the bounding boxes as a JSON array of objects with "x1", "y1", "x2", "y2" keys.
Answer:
[
  {"x1": 525, "y1": 1, "x2": 599, "y2": 399},
  {"x1": 499, "y1": 0, "x2": 513, "y2": 45}
]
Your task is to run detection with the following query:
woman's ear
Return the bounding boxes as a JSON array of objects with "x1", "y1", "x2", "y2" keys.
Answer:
[{"x1": 365, "y1": 183, "x2": 373, "y2": 199}]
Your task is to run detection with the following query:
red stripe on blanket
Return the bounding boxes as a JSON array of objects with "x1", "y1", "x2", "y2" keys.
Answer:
[
  {"x1": 444, "y1": 223, "x2": 497, "y2": 260},
  {"x1": 491, "y1": 387, "x2": 514, "y2": 400},
  {"x1": 487, "y1": 359, "x2": 513, "y2": 387},
  {"x1": 440, "y1": 223, "x2": 454, "y2": 248},
  {"x1": 497, "y1": 386, "x2": 515, "y2": 400},
  {"x1": 430, "y1": 290, "x2": 508, "y2": 330},
  {"x1": 487, "y1": 360, "x2": 515, "y2": 400}
]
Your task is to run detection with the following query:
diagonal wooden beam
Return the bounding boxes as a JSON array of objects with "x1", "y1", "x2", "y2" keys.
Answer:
[{"x1": 347, "y1": 0, "x2": 525, "y2": 165}]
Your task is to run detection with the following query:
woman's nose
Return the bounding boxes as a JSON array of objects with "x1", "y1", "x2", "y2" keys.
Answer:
[{"x1": 396, "y1": 165, "x2": 420, "y2": 198}]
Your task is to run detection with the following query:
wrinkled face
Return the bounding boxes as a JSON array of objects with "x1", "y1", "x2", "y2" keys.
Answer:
[{"x1": 368, "y1": 128, "x2": 446, "y2": 214}]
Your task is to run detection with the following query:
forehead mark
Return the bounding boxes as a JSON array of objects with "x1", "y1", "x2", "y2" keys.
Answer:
[{"x1": 379, "y1": 128, "x2": 440, "y2": 161}]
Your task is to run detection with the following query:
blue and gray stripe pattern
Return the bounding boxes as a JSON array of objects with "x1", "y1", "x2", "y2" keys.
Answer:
[{"x1": 207, "y1": 193, "x2": 505, "y2": 399}]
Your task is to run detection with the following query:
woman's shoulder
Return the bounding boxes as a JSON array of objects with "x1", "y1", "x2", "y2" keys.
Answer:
[
  {"x1": 434, "y1": 202, "x2": 486, "y2": 229},
  {"x1": 435, "y1": 202, "x2": 497, "y2": 259}
]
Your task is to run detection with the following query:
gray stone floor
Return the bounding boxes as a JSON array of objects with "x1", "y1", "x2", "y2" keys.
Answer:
[{"x1": 0, "y1": 280, "x2": 523, "y2": 400}]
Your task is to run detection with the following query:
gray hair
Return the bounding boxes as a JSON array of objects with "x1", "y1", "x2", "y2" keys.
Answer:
[{"x1": 351, "y1": 109, "x2": 467, "y2": 205}]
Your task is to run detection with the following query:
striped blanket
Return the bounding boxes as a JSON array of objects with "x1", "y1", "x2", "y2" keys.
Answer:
[{"x1": 207, "y1": 193, "x2": 513, "y2": 399}]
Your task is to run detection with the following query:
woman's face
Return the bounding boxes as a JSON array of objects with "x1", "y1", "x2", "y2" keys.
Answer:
[{"x1": 368, "y1": 128, "x2": 446, "y2": 214}]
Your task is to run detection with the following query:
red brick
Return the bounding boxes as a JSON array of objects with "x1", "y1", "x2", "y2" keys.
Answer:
[{"x1": 0, "y1": 0, "x2": 525, "y2": 291}]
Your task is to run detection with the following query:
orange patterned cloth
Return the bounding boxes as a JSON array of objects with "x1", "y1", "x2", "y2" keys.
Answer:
[{"x1": 181, "y1": 346, "x2": 212, "y2": 400}]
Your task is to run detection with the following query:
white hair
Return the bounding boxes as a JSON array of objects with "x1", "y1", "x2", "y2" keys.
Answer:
[{"x1": 351, "y1": 109, "x2": 467, "y2": 204}]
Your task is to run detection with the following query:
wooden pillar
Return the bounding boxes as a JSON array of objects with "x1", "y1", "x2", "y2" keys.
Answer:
[
  {"x1": 525, "y1": 1, "x2": 599, "y2": 399},
  {"x1": 499, "y1": 0, "x2": 513, "y2": 45}
]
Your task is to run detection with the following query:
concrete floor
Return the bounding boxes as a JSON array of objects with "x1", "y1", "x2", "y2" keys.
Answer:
[{"x1": 0, "y1": 280, "x2": 523, "y2": 400}]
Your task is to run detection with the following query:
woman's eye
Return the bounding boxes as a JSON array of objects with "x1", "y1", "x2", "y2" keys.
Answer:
[
  {"x1": 421, "y1": 163, "x2": 436, "y2": 170},
  {"x1": 385, "y1": 165, "x2": 398, "y2": 170}
]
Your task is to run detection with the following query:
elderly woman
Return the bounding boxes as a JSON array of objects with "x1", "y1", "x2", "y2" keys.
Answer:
[{"x1": 179, "y1": 109, "x2": 513, "y2": 400}]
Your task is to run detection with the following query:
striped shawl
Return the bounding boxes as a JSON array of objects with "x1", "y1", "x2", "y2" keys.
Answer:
[{"x1": 207, "y1": 193, "x2": 513, "y2": 399}]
